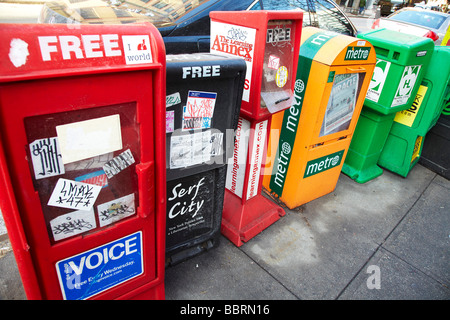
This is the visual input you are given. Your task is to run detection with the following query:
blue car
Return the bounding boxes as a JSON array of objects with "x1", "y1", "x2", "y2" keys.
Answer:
[{"x1": 40, "y1": 0, "x2": 358, "y2": 54}]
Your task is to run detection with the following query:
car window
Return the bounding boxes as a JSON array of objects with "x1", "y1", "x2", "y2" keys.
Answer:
[
  {"x1": 390, "y1": 10, "x2": 447, "y2": 30},
  {"x1": 262, "y1": 0, "x2": 355, "y2": 36},
  {"x1": 248, "y1": 0, "x2": 263, "y2": 10}
]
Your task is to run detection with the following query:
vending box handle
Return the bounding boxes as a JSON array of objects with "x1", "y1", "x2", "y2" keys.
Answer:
[
  {"x1": 136, "y1": 161, "x2": 155, "y2": 219},
  {"x1": 346, "y1": 66, "x2": 366, "y2": 73}
]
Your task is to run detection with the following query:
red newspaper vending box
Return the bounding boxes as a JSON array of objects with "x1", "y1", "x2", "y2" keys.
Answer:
[
  {"x1": 0, "y1": 23, "x2": 166, "y2": 300},
  {"x1": 210, "y1": 11, "x2": 303, "y2": 246}
]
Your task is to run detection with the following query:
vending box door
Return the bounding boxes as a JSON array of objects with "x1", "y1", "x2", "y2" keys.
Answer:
[
  {"x1": 263, "y1": 27, "x2": 376, "y2": 208},
  {"x1": 210, "y1": 10, "x2": 303, "y2": 121},
  {"x1": 0, "y1": 23, "x2": 166, "y2": 300}
]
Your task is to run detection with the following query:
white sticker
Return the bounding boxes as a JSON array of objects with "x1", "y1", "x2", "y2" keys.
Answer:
[
  {"x1": 65, "y1": 152, "x2": 114, "y2": 172},
  {"x1": 122, "y1": 35, "x2": 152, "y2": 65},
  {"x1": 366, "y1": 59, "x2": 391, "y2": 103},
  {"x1": 56, "y1": 115, "x2": 122, "y2": 165},
  {"x1": 225, "y1": 117, "x2": 251, "y2": 198},
  {"x1": 50, "y1": 208, "x2": 96, "y2": 241},
  {"x1": 48, "y1": 178, "x2": 102, "y2": 211},
  {"x1": 246, "y1": 120, "x2": 267, "y2": 200},
  {"x1": 170, "y1": 131, "x2": 214, "y2": 169},
  {"x1": 29, "y1": 137, "x2": 65, "y2": 180},
  {"x1": 170, "y1": 134, "x2": 192, "y2": 169},
  {"x1": 9, "y1": 38, "x2": 29, "y2": 68},
  {"x1": 166, "y1": 92, "x2": 181, "y2": 108},
  {"x1": 166, "y1": 110, "x2": 175, "y2": 133},
  {"x1": 102, "y1": 149, "x2": 135, "y2": 179},
  {"x1": 268, "y1": 55, "x2": 280, "y2": 70},
  {"x1": 210, "y1": 21, "x2": 256, "y2": 102},
  {"x1": 210, "y1": 132, "x2": 224, "y2": 157},
  {"x1": 97, "y1": 193, "x2": 135, "y2": 227},
  {"x1": 392, "y1": 65, "x2": 421, "y2": 107},
  {"x1": 182, "y1": 91, "x2": 217, "y2": 131}
]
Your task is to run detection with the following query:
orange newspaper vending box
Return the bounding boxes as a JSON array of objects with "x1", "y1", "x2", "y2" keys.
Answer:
[
  {"x1": 0, "y1": 23, "x2": 166, "y2": 300},
  {"x1": 210, "y1": 11, "x2": 303, "y2": 246},
  {"x1": 263, "y1": 27, "x2": 376, "y2": 209}
]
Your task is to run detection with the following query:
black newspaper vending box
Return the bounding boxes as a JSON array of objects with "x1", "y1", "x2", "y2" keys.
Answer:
[{"x1": 165, "y1": 53, "x2": 246, "y2": 265}]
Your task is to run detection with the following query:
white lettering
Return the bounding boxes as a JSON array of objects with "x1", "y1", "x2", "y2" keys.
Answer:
[
  {"x1": 59, "y1": 35, "x2": 84, "y2": 60},
  {"x1": 102, "y1": 34, "x2": 121, "y2": 57},
  {"x1": 66, "y1": 236, "x2": 138, "y2": 275},
  {"x1": 168, "y1": 177, "x2": 206, "y2": 219},
  {"x1": 366, "y1": 265, "x2": 381, "y2": 289},
  {"x1": 182, "y1": 65, "x2": 221, "y2": 79},
  {"x1": 38, "y1": 36, "x2": 58, "y2": 61},
  {"x1": 38, "y1": 34, "x2": 123, "y2": 62},
  {"x1": 82, "y1": 34, "x2": 102, "y2": 58}
]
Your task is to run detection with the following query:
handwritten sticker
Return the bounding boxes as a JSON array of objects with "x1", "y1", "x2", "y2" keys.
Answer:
[
  {"x1": 166, "y1": 110, "x2": 175, "y2": 133},
  {"x1": 74, "y1": 170, "x2": 108, "y2": 188},
  {"x1": 166, "y1": 92, "x2": 181, "y2": 108},
  {"x1": 268, "y1": 55, "x2": 280, "y2": 70},
  {"x1": 102, "y1": 149, "x2": 135, "y2": 179},
  {"x1": 97, "y1": 193, "x2": 136, "y2": 227},
  {"x1": 48, "y1": 178, "x2": 102, "y2": 211},
  {"x1": 65, "y1": 152, "x2": 114, "y2": 172},
  {"x1": 170, "y1": 131, "x2": 213, "y2": 169},
  {"x1": 182, "y1": 91, "x2": 217, "y2": 131},
  {"x1": 50, "y1": 208, "x2": 96, "y2": 242},
  {"x1": 56, "y1": 115, "x2": 123, "y2": 165},
  {"x1": 29, "y1": 137, "x2": 65, "y2": 180}
]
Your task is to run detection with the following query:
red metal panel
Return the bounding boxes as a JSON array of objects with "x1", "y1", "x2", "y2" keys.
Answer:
[{"x1": 0, "y1": 23, "x2": 166, "y2": 300}]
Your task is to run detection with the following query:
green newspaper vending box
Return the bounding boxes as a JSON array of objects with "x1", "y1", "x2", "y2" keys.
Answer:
[
  {"x1": 342, "y1": 29, "x2": 434, "y2": 183},
  {"x1": 378, "y1": 46, "x2": 450, "y2": 177}
]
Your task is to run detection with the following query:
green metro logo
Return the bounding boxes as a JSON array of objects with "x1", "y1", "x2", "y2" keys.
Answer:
[{"x1": 303, "y1": 150, "x2": 345, "y2": 178}]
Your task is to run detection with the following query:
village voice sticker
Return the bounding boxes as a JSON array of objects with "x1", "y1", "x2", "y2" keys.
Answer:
[{"x1": 56, "y1": 231, "x2": 143, "y2": 300}]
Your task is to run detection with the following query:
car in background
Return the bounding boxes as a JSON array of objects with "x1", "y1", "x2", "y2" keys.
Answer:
[
  {"x1": 371, "y1": 7, "x2": 450, "y2": 45},
  {"x1": 39, "y1": 0, "x2": 357, "y2": 54}
]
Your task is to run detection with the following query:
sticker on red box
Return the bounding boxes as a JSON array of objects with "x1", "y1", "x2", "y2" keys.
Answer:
[
  {"x1": 268, "y1": 55, "x2": 280, "y2": 70},
  {"x1": 102, "y1": 149, "x2": 135, "y2": 178},
  {"x1": 48, "y1": 178, "x2": 102, "y2": 211},
  {"x1": 122, "y1": 35, "x2": 152, "y2": 65},
  {"x1": 97, "y1": 193, "x2": 135, "y2": 227},
  {"x1": 75, "y1": 170, "x2": 108, "y2": 188},
  {"x1": 50, "y1": 208, "x2": 96, "y2": 242},
  {"x1": 29, "y1": 137, "x2": 65, "y2": 180}
]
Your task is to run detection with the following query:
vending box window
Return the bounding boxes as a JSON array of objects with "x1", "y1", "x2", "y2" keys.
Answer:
[
  {"x1": 0, "y1": 23, "x2": 166, "y2": 300},
  {"x1": 263, "y1": 27, "x2": 376, "y2": 209},
  {"x1": 209, "y1": 10, "x2": 303, "y2": 247},
  {"x1": 164, "y1": 53, "x2": 246, "y2": 265}
]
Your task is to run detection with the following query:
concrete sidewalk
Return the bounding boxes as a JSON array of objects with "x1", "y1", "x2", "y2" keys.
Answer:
[
  {"x1": 1, "y1": 164, "x2": 449, "y2": 300},
  {"x1": 165, "y1": 164, "x2": 449, "y2": 300}
]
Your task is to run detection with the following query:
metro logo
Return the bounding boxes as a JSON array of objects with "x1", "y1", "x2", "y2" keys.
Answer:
[
  {"x1": 303, "y1": 150, "x2": 344, "y2": 178},
  {"x1": 344, "y1": 46, "x2": 371, "y2": 60}
]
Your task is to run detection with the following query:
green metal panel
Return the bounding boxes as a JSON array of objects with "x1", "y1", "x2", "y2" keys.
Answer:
[
  {"x1": 378, "y1": 46, "x2": 450, "y2": 177},
  {"x1": 342, "y1": 29, "x2": 434, "y2": 183}
]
